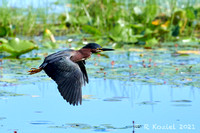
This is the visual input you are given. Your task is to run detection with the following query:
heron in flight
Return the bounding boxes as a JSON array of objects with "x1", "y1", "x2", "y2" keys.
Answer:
[{"x1": 28, "y1": 43, "x2": 114, "y2": 106}]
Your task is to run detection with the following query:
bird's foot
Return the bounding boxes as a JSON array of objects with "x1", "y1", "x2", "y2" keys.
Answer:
[{"x1": 28, "y1": 68, "x2": 42, "y2": 75}]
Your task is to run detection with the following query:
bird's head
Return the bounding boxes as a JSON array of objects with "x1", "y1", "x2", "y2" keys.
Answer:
[{"x1": 82, "y1": 43, "x2": 114, "y2": 53}]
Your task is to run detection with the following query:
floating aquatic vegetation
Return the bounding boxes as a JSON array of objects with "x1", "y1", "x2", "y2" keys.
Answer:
[
  {"x1": 0, "y1": 38, "x2": 38, "y2": 58},
  {"x1": 0, "y1": 41, "x2": 199, "y2": 89},
  {"x1": 67, "y1": 123, "x2": 92, "y2": 130},
  {"x1": 176, "y1": 50, "x2": 200, "y2": 55},
  {"x1": 137, "y1": 101, "x2": 160, "y2": 105},
  {"x1": 0, "y1": 90, "x2": 25, "y2": 97},
  {"x1": 0, "y1": 78, "x2": 18, "y2": 83},
  {"x1": 49, "y1": 123, "x2": 133, "y2": 131},
  {"x1": 82, "y1": 95, "x2": 96, "y2": 100},
  {"x1": 0, "y1": 38, "x2": 8, "y2": 44},
  {"x1": 103, "y1": 98, "x2": 122, "y2": 102},
  {"x1": 84, "y1": 48, "x2": 200, "y2": 88},
  {"x1": 171, "y1": 100, "x2": 192, "y2": 103}
]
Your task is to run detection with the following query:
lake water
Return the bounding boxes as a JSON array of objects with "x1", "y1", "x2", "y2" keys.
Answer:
[
  {"x1": 0, "y1": 47, "x2": 199, "y2": 133},
  {"x1": 0, "y1": 0, "x2": 200, "y2": 132}
]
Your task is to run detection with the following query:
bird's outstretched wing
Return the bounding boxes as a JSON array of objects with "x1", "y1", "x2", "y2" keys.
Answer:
[
  {"x1": 76, "y1": 60, "x2": 89, "y2": 84},
  {"x1": 43, "y1": 56, "x2": 85, "y2": 106},
  {"x1": 40, "y1": 49, "x2": 74, "y2": 68}
]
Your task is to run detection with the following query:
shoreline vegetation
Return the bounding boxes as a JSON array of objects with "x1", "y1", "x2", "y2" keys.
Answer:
[{"x1": 0, "y1": 0, "x2": 200, "y2": 57}]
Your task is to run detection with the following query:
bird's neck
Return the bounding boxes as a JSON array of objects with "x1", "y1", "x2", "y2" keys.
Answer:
[{"x1": 70, "y1": 48, "x2": 92, "y2": 62}]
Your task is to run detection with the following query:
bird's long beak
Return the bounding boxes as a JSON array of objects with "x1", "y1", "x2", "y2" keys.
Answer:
[{"x1": 101, "y1": 48, "x2": 114, "y2": 51}]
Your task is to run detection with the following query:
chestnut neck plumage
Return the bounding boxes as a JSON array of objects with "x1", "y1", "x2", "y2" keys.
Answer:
[{"x1": 70, "y1": 48, "x2": 92, "y2": 62}]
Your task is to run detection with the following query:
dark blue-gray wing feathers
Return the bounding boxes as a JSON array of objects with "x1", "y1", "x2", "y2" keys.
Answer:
[
  {"x1": 40, "y1": 49, "x2": 74, "y2": 68},
  {"x1": 40, "y1": 50, "x2": 88, "y2": 106}
]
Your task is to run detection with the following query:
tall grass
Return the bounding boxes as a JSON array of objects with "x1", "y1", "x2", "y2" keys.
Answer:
[
  {"x1": 0, "y1": 0, "x2": 51, "y2": 36},
  {"x1": 0, "y1": 0, "x2": 199, "y2": 45}
]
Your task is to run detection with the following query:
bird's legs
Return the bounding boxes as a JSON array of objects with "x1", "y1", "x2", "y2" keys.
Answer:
[{"x1": 28, "y1": 67, "x2": 42, "y2": 75}]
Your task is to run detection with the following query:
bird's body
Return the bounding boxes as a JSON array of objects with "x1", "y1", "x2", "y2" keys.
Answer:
[
  {"x1": 41, "y1": 49, "x2": 89, "y2": 105},
  {"x1": 28, "y1": 43, "x2": 113, "y2": 106}
]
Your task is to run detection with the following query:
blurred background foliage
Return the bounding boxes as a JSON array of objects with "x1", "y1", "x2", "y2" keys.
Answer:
[{"x1": 0, "y1": 0, "x2": 200, "y2": 57}]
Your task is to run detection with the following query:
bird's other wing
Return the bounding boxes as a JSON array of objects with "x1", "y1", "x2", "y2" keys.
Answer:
[
  {"x1": 76, "y1": 61, "x2": 88, "y2": 84},
  {"x1": 40, "y1": 49, "x2": 74, "y2": 68},
  {"x1": 43, "y1": 56, "x2": 84, "y2": 106}
]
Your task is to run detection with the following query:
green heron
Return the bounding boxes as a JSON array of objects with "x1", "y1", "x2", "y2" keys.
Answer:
[{"x1": 28, "y1": 43, "x2": 114, "y2": 106}]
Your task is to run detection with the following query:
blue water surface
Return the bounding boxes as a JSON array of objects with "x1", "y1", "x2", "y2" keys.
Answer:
[{"x1": 0, "y1": 77, "x2": 199, "y2": 133}]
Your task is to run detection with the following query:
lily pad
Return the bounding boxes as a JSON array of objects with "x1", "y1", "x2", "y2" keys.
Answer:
[
  {"x1": 0, "y1": 38, "x2": 8, "y2": 44},
  {"x1": 0, "y1": 38, "x2": 38, "y2": 58}
]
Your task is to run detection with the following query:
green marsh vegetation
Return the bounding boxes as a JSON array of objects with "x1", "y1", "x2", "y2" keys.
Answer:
[
  {"x1": 64, "y1": 0, "x2": 200, "y2": 48},
  {"x1": 0, "y1": 0, "x2": 200, "y2": 55}
]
